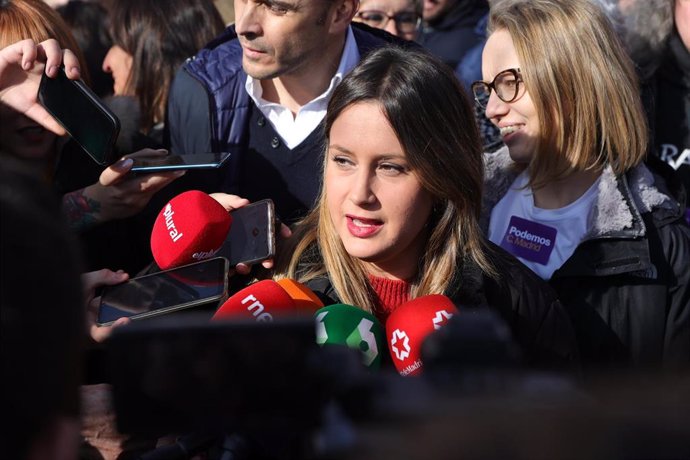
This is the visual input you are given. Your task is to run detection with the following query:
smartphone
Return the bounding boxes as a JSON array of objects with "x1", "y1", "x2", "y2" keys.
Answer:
[
  {"x1": 217, "y1": 199, "x2": 276, "y2": 266},
  {"x1": 130, "y1": 151, "x2": 232, "y2": 172},
  {"x1": 38, "y1": 66, "x2": 120, "y2": 165},
  {"x1": 97, "y1": 257, "x2": 229, "y2": 326}
]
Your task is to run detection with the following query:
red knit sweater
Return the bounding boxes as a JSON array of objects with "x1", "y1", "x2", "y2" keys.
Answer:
[{"x1": 368, "y1": 275, "x2": 411, "y2": 325}]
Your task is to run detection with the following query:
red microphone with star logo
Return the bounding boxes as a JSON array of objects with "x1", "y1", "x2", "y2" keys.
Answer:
[{"x1": 385, "y1": 295, "x2": 459, "y2": 376}]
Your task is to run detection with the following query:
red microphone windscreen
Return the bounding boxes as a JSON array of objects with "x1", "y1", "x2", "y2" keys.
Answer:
[
  {"x1": 150, "y1": 191, "x2": 232, "y2": 270},
  {"x1": 276, "y1": 278, "x2": 324, "y2": 312},
  {"x1": 211, "y1": 280, "x2": 295, "y2": 322},
  {"x1": 385, "y1": 295, "x2": 459, "y2": 376}
]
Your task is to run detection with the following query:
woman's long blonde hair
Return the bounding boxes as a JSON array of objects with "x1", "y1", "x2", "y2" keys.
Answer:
[{"x1": 275, "y1": 47, "x2": 494, "y2": 312}]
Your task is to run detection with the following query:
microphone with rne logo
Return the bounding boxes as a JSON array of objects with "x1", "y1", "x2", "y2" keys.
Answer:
[
  {"x1": 212, "y1": 279, "x2": 315, "y2": 323},
  {"x1": 385, "y1": 295, "x2": 459, "y2": 377},
  {"x1": 314, "y1": 304, "x2": 386, "y2": 370},
  {"x1": 150, "y1": 191, "x2": 232, "y2": 270},
  {"x1": 276, "y1": 278, "x2": 324, "y2": 311}
]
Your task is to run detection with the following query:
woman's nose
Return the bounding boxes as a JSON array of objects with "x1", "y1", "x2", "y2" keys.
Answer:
[
  {"x1": 102, "y1": 48, "x2": 114, "y2": 73},
  {"x1": 484, "y1": 90, "x2": 510, "y2": 121},
  {"x1": 349, "y1": 170, "x2": 377, "y2": 206}
]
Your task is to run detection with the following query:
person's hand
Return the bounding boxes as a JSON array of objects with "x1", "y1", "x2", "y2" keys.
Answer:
[
  {"x1": 82, "y1": 269, "x2": 130, "y2": 343},
  {"x1": 209, "y1": 192, "x2": 250, "y2": 212},
  {"x1": 0, "y1": 38, "x2": 80, "y2": 135},
  {"x1": 209, "y1": 193, "x2": 292, "y2": 275},
  {"x1": 82, "y1": 149, "x2": 185, "y2": 223}
]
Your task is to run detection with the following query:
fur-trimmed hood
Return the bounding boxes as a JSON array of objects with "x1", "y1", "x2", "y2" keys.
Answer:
[{"x1": 481, "y1": 146, "x2": 682, "y2": 240}]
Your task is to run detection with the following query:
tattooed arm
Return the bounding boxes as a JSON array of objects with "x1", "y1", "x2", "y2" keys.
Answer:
[{"x1": 62, "y1": 188, "x2": 101, "y2": 231}]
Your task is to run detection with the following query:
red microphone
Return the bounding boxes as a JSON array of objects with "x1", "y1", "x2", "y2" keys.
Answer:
[
  {"x1": 385, "y1": 295, "x2": 459, "y2": 376},
  {"x1": 212, "y1": 279, "x2": 306, "y2": 322},
  {"x1": 150, "y1": 191, "x2": 232, "y2": 270}
]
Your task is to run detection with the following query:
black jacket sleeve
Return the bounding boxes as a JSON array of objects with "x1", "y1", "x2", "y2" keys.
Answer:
[
  {"x1": 165, "y1": 68, "x2": 213, "y2": 155},
  {"x1": 660, "y1": 221, "x2": 690, "y2": 365},
  {"x1": 482, "y1": 246, "x2": 581, "y2": 371}
]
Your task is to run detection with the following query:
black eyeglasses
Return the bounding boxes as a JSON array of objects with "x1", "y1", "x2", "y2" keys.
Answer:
[
  {"x1": 355, "y1": 10, "x2": 421, "y2": 33},
  {"x1": 471, "y1": 68, "x2": 523, "y2": 108}
]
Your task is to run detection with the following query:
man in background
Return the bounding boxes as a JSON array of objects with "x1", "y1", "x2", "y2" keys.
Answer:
[
  {"x1": 418, "y1": 0, "x2": 488, "y2": 68},
  {"x1": 166, "y1": 0, "x2": 405, "y2": 223}
]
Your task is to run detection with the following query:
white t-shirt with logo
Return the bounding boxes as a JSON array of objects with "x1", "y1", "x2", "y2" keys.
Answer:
[{"x1": 488, "y1": 170, "x2": 600, "y2": 280}]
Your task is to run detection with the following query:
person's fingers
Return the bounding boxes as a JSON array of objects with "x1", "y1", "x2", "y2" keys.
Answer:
[
  {"x1": 261, "y1": 259, "x2": 275, "y2": 269},
  {"x1": 104, "y1": 269, "x2": 129, "y2": 286},
  {"x1": 90, "y1": 317, "x2": 130, "y2": 343},
  {"x1": 100, "y1": 152, "x2": 181, "y2": 191},
  {"x1": 61, "y1": 48, "x2": 80, "y2": 79},
  {"x1": 81, "y1": 268, "x2": 112, "y2": 292},
  {"x1": 23, "y1": 103, "x2": 66, "y2": 136},
  {"x1": 82, "y1": 268, "x2": 129, "y2": 293},
  {"x1": 278, "y1": 222, "x2": 292, "y2": 239},
  {"x1": 209, "y1": 193, "x2": 250, "y2": 212},
  {"x1": 235, "y1": 263, "x2": 251, "y2": 275},
  {"x1": 111, "y1": 317, "x2": 131, "y2": 328},
  {"x1": 90, "y1": 328, "x2": 109, "y2": 344},
  {"x1": 99, "y1": 158, "x2": 134, "y2": 186},
  {"x1": 87, "y1": 296, "x2": 101, "y2": 315},
  {"x1": 35, "y1": 41, "x2": 80, "y2": 79},
  {"x1": 18, "y1": 39, "x2": 39, "y2": 71},
  {"x1": 36, "y1": 39, "x2": 62, "y2": 77},
  {"x1": 134, "y1": 169, "x2": 185, "y2": 193}
]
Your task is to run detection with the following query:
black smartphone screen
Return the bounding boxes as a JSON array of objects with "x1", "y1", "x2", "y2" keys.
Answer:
[
  {"x1": 130, "y1": 152, "x2": 232, "y2": 172},
  {"x1": 97, "y1": 258, "x2": 229, "y2": 325},
  {"x1": 216, "y1": 199, "x2": 275, "y2": 266},
  {"x1": 38, "y1": 67, "x2": 120, "y2": 165}
]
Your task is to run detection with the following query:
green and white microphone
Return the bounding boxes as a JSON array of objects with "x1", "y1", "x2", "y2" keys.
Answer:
[{"x1": 314, "y1": 304, "x2": 386, "y2": 370}]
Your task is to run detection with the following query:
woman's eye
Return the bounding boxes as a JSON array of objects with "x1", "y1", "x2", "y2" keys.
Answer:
[
  {"x1": 331, "y1": 155, "x2": 353, "y2": 167},
  {"x1": 379, "y1": 163, "x2": 406, "y2": 175}
]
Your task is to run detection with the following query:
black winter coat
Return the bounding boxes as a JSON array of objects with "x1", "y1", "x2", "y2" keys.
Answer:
[
  {"x1": 649, "y1": 30, "x2": 690, "y2": 205},
  {"x1": 483, "y1": 148, "x2": 690, "y2": 370},
  {"x1": 303, "y1": 240, "x2": 580, "y2": 371}
]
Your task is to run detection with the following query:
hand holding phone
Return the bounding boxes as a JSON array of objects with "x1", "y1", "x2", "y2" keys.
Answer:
[
  {"x1": 77, "y1": 149, "x2": 185, "y2": 224},
  {"x1": 38, "y1": 66, "x2": 120, "y2": 165},
  {"x1": 97, "y1": 257, "x2": 229, "y2": 326},
  {"x1": 216, "y1": 199, "x2": 276, "y2": 267},
  {"x1": 130, "y1": 151, "x2": 232, "y2": 172},
  {"x1": 1, "y1": 38, "x2": 81, "y2": 136},
  {"x1": 83, "y1": 268, "x2": 131, "y2": 343}
]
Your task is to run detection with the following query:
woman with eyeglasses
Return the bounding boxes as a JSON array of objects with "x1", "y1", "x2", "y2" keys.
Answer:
[
  {"x1": 474, "y1": 0, "x2": 690, "y2": 370},
  {"x1": 353, "y1": 0, "x2": 422, "y2": 40}
]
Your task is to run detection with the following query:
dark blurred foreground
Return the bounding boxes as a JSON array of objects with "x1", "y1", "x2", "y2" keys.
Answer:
[{"x1": 107, "y1": 316, "x2": 690, "y2": 460}]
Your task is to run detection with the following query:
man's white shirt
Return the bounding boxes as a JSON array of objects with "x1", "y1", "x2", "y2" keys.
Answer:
[{"x1": 245, "y1": 26, "x2": 360, "y2": 149}]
